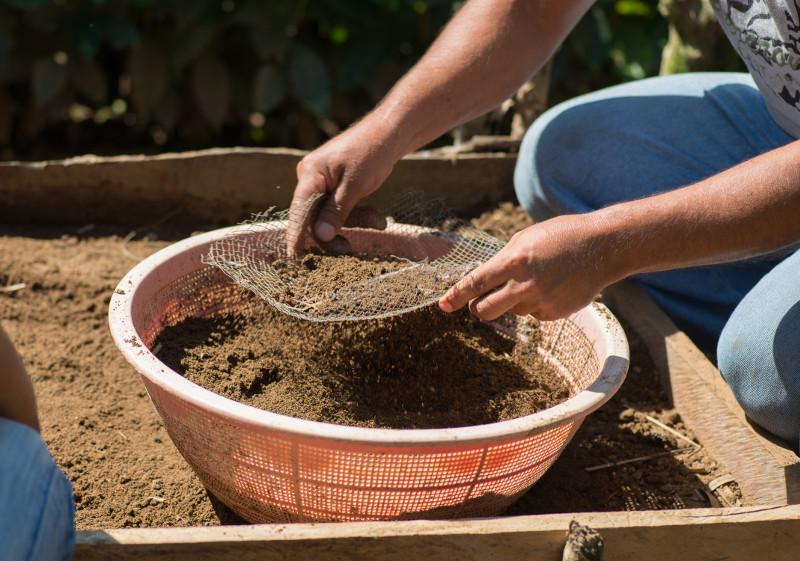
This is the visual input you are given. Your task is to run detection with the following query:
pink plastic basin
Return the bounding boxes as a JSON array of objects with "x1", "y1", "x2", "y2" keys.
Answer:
[{"x1": 108, "y1": 225, "x2": 629, "y2": 522}]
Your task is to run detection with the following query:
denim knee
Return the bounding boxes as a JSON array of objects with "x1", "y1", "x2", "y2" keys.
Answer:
[
  {"x1": 717, "y1": 253, "x2": 800, "y2": 444},
  {"x1": 0, "y1": 419, "x2": 75, "y2": 561},
  {"x1": 513, "y1": 103, "x2": 574, "y2": 222}
]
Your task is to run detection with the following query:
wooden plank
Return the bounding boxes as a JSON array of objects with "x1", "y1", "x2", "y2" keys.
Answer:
[
  {"x1": 0, "y1": 148, "x2": 515, "y2": 225},
  {"x1": 603, "y1": 281, "x2": 800, "y2": 506},
  {"x1": 73, "y1": 505, "x2": 800, "y2": 561}
]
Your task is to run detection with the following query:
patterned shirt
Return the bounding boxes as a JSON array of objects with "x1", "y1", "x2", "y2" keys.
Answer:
[{"x1": 713, "y1": 0, "x2": 800, "y2": 137}]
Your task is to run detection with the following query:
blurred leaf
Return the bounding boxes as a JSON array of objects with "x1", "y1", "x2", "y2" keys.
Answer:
[
  {"x1": 245, "y1": 1, "x2": 296, "y2": 60},
  {"x1": 0, "y1": 87, "x2": 17, "y2": 144},
  {"x1": 192, "y1": 55, "x2": 230, "y2": 130},
  {"x1": 612, "y1": 22, "x2": 661, "y2": 79},
  {"x1": 154, "y1": 91, "x2": 179, "y2": 133},
  {"x1": 66, "y1": 12, "x2": 140, "y2": 57},
  {"x1": 591, "y1": 6, "x2": 613, "y2": 43},
  {"x1": 615, "y1": 0, "x2": 654, "y2": 17},
  {"x1": 1, "y1": 0, "x2": 48, "y2": 9},
  {"x1": 230, "y1": 72, "x2": 253, "y2": 121},
  {"x1": 288, "y1": 44, "x2": 330, "y2": 114},
  {"x1": 104, "y1": 19, "x2": 141, "y2": 51},
  {"x1": 0, "y1": 31, "x2": 12, "y2": 69},
  {"x1": 167, "y1": 0, "x2": 208, "y2": 28},
  {"x1": 569, "y1": 7, "x2": 613, "y2": 71},
  {"x1": 252, "y1": 64, "x2": 287, "y2": 113},
  {"x1": 129, "y1": 41, "x2": 169, "y2": 120},
  {"x1": 31, "y1": 56, "x2": 66, "y2": 106},
  {"x1": 70, "y1": 58, "x2": 107, "y2": 105},
  {"x1": 250, "y1": 28, "x2": 289, "y2": 60},
  {"x1": 334, "y1": 34, "x2": 387, "y2": 92},
  {"x1": 236, "y1": 1, "x2": 297, "y2": 29},
  {"x1": 330, "y1": 25, "x2": 348, "y2": 45},
  {"x1": 19, "y1": 99, "x2": 48, "y2": 139},
  {"x1": 172, "y1": 23, "x2": 217, "y2": 70},
  {"x1": 20, "y1": 7, "x2": 59, "y2": 32}
]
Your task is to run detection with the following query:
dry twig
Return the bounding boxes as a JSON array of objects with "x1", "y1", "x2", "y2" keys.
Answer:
[
  {"x1": 585, "y1": 446, "x2": 697, "y2": 472},
  {"x1": 644, "y1": 414, "x2": 701, "y2": 449},
  {"x1": 0, "y1": 283, "x2": 26, "y2": 293}
]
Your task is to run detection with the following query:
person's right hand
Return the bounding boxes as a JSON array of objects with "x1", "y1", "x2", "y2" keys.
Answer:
[{"x1": 288, "y1": 121, "x2": 403, "y2": 256}]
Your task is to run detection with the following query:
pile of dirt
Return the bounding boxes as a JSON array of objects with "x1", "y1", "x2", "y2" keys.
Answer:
[
  {"x1": 0, "y1": 205, "x2": 743, "y2": 530},
  {"x1": 154, "y1": 299, "x2": 567, "y2": 429},
  {"x1": 270, "y1": 252, "x2": 409, "y2": 302},
  {"x1": 265, "y1": 251, "x2": 452, "y2": 318},
  {"x1": 471, "y1": 201, "x2": 536, "y2": 239}
]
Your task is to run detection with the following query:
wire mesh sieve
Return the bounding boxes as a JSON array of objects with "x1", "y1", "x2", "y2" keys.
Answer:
[{"x1": 203, "y1": 193, "x2": 505, "y2": 322}]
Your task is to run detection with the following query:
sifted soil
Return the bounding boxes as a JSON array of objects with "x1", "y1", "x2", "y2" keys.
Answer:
[
  {"x1": 0, "y1": 205, "x2": 743, "y2": 530},
  {"x1": 154, "y1": 302, "x2": 568, "y2": 429},
  {"x1": 270, "y1": 252, "x2": 409, "y2": 300},
  {"x1": 265, "y1": 251, "x2": 453, "y2": 319}
]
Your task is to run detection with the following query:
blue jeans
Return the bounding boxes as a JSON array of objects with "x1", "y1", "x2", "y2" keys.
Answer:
[
  {"x1": 514, "y1": 72, "x2": 800, "y2": 443},
  {"x1": 0, "y1": 418, "x2": 74, "y2": 561}
]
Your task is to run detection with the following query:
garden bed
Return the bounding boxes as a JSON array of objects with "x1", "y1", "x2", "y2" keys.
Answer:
[{"x1": 0, "y1": 204, "x2": 744, "y2": 530}]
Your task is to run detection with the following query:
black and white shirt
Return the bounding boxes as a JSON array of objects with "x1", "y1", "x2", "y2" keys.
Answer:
[{"x1": 713, "y1": 0, "x2": 800, "y2": 136}]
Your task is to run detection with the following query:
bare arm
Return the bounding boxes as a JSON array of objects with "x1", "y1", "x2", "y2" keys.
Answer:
[
  {"x1": 371, "y1": 0, "x2": 593, "y2": 156},
  {"x1": 0, "y1": 325, "x2": 39, "y2": 431},
  {"x1": 291, "y1": 0, "x2": 593, "y2": 244},
  {"x1": 600, "y1": 140, "x2": 800, "y2": 273},
  {"x1": 440, "y1": 140, "x2": 800, "y2": 321}
]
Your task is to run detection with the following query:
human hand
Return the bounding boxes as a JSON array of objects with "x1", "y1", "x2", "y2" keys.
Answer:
[
  {"x1": 438, "y1": 214, "x2": 620, "y2": 321},
  {"x1": 287, "y1": 121, "x2": 404, "y2": 256}
]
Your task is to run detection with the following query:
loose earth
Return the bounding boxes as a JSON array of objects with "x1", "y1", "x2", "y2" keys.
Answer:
[{"x1": 154, "y1": 293, "x2": 568, "y2": 429}]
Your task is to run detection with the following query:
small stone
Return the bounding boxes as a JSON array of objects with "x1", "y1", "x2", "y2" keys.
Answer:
[
  {"x1": 563, "y1": 520, "x2": 604, "y2": 561},
  {"x1": 618, "y1": 408, "x2": 635, "y2": 422}
]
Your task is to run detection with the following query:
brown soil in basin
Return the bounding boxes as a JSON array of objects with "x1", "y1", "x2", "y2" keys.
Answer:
[
  {"x1": 269, "y1": 252, "x2": 409, "y2": 302},
  {"x1": 153, "y1": 299, "x2": 568, "y2": 429},
  {"x1": 0, "y1": 205, "x2": 742, "y2": 530}
]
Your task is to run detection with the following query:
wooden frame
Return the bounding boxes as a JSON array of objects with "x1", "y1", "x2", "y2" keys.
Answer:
[
  {"x1": 74, "y1": 505, "x2": 799, "y2": 561},
  {"x1": 70, "y1": 281, "x2": 800, "y2": 560},
  {"x1": 0, "y1": 148, "x2": 516, "y2": 225},
  {"x1": 604, "y1": 281, "x2": 800, "y2": 506},
  {"x1": 4, "y1": 149, "x2": 797, "y2": 557}
]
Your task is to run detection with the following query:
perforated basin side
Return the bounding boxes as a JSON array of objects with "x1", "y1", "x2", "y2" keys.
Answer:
[{"x1": 108, "y1": 225, "x2": 629, "y2": 522}]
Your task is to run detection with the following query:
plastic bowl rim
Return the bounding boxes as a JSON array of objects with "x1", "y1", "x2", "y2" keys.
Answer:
[{"x1": 108, "y1": 224, "x2": 630, "y2": 446}]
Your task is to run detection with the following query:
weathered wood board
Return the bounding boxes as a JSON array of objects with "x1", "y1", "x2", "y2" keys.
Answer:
[
  {"x1": 0, "y1": 148, "x2": 516, "y2": 225},
  {"x1": 604, "y1": 281, "x2": 800, "y2": 506},
  {"x1": 73, "y1": 505, "x2": 800, "y2": 561}
]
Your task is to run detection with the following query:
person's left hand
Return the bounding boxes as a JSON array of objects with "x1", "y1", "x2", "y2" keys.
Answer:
[{"x1": 438, "y1": 214, "x2": 621, "y2": 321}]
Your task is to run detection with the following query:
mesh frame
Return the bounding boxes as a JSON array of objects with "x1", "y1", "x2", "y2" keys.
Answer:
[
  {"x1": 203, "y1": 197, "x2": 505, "y2": 322},
  {"x1": 109, "y1": 226, "x2": 629, "y2": 523}
]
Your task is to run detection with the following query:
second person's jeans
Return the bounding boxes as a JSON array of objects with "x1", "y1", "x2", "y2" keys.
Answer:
[
  {"x1": 514, "y1": 72, "x2": 800, "y2": 444},
  {"x1": 0, "y1": 418, "x2": 74, "y2": 561}
]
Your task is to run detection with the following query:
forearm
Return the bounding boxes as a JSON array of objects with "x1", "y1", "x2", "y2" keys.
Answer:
[
  {"x1": 596, "y1": 139, "x2": 800, "y2": 279},
  {"x1": 0, "y1": 325, "x2": 39, "y2": 431},
  {"x1": 367, "y1": 0, "x2": 593, "y2": 156}
]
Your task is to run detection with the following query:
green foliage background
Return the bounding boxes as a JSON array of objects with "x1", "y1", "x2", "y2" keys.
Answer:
[{"x1": 0, "y1": 0, "x2": 739, "y2": 159}]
